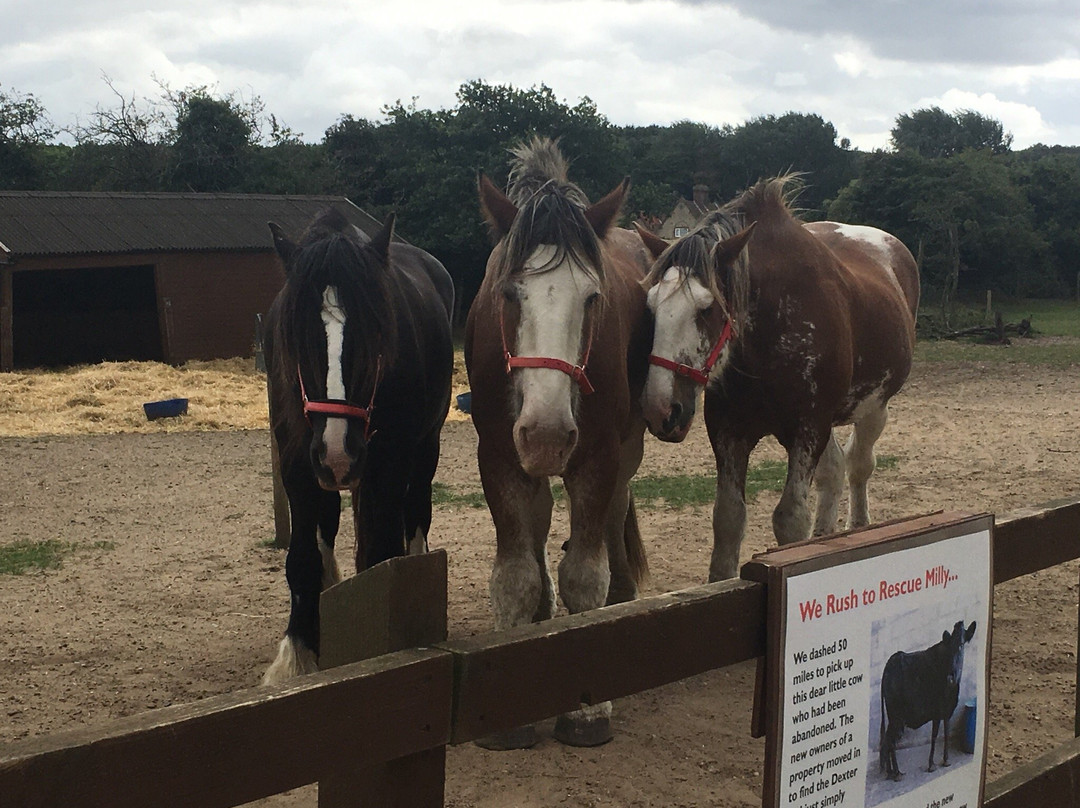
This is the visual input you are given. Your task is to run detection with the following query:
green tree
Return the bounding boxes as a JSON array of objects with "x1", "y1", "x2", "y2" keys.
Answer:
[
  {"x1": 891, "y1": 107, "x2": 1012, "y2": 158},
  {"x1": 716, "y1": 112, "x2": 857, "y2": 214},
  {"x1": 0, "y1": 84, "x2": 56, "y2": 189},
  {"x1": 171, "y1": 92, "x2": 253, "y2": 191}
]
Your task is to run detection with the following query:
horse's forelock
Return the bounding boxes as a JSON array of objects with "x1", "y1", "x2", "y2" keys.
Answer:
[
  {"x1": 490, "y1": 181, "x2": 605, "y2": 300},
  {"x1": 276, "y1": 223, "x2": 398, "y2": 390}
]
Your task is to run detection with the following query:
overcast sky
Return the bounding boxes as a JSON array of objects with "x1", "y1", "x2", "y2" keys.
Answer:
[{"x1": 4, "y1": 0, "x2": 1079, "y2": 151}]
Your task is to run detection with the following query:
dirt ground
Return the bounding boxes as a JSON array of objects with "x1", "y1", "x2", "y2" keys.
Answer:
[{"x1": 2, "y1": 354, "x2": 1079, "y2": 807}]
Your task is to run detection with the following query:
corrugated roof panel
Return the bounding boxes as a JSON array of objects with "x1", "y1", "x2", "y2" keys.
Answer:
[{"x1": 0, "y1": 192, "x2": 382, "y2": 257}]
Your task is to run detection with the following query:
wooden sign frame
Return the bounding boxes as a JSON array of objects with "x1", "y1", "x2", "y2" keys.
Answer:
[{"x1": 743, "y1": 512, "x2": 993, "y2": 808}]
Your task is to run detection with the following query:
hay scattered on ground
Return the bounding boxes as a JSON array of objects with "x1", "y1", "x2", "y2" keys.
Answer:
[{"x1": 0, "y1": 356, "x2": 472, "y2": 437}]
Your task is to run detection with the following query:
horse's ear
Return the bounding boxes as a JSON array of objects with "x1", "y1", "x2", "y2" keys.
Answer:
[
  {"x1": 371, "y1": 212, "x2": 395, "y2": 260},
  {"x1": 712, "y1": 222, "x2": 757, "y2": 268},
  {"x1": 268, "y1": 222, "x2": 297, "y2": 268},
  {"x1": 965, "y1": 621, "x2": 976, "y2": 641},
  {"x1": 584, "y1": 177, "x2": 630, "y2": 239},
  {"x1": 478, "y1": 172, "x2": 518, "y2": 237},
  {"x1": 634, "y1": 221, "x2": 669, "y2": 260}
]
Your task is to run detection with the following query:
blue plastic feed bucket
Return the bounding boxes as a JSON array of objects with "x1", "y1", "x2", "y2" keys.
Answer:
[
  {"x1": 962, "y1": 698, "x2": 977, "y2": 753},
  {"x1": 456, "y1": 391, "x2": 472, "y2": 414},
  {"x1": 143, "y1": 397, "x2": 189, "y2": 420}
]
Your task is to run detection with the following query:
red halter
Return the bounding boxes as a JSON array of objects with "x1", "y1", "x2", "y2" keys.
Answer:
[
  {"x1": 648, "y1": 319, "x2": 734, "y2": 386},
  {"x1": 298, "y1": 357, "x2": 381, "y2": 440},
  {"x1": 500, "y1": 308, "x2": 596, "y2": 395}
]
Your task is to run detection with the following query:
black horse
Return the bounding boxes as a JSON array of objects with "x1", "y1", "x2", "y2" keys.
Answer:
[{"x1": 262, "y1": 208, "x2": 454, "y2": 684}]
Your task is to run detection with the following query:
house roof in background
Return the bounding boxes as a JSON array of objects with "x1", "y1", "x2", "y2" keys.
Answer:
[{"x1": 0, "y1": 192, "x2": 386, "y2": 258}]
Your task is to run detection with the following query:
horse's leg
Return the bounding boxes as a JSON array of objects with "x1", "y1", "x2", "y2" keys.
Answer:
[
  {"x1": 553, "y1": 441, "x2": 620, "y2": 747},
  {"x1": 354, "y1": 446, "x2": 412, "y2": 571},
  {"x1": 263, "y1": 472, "x2": 332, "y2": 685},
  {"x1": 317, "y1": 489, "x2": 343, "y2": 590},
  {"x1": 402, "y1": 426, "x2": 443, "y2": 556},
  {"x1": 927, "y1": 718, "x2": 940, "y2": 772},
  {"x1": 773, "y1": 431, "x2": 828, "y2": 545},
  {"x1": 812, "y1": 431, "x2": 844, "y2": 536},
  {"x1": 845, "y1": 401, "x2": 888, "y2": 529},
  {"x1": 709, "y1": 433, "x2": 753, "y2": 582},
  {"x1": 605, "y1": 423, "x2": 646, "y2": 605},
  {"x1": 474, "y1": 441, "x2": 553, "y2": 750}
]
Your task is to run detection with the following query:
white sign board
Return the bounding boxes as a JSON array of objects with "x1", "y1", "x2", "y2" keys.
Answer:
[{"x1": 746, "y1": 513, "x2": 993, "y2": 808}]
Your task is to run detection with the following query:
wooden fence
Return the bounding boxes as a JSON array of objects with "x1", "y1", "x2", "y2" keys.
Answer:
[{"x1": 2, "y1": 498, "x2": 1080, "y2": 807}]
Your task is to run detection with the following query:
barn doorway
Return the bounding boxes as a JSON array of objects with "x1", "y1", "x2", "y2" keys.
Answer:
[{"x1": 12, "y1": 265, "x2": 163, "y2": 368}]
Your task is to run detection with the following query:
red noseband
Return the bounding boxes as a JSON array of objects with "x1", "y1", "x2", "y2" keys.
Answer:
[
  {"x1": 298, "y1": 358, "x2": 381, "y2": 440},
  {"x1": 648, "y1": 319, "x2": 734, "y2": 386},
  {"x1": 500, "y1": 308, "x2": 596, "y2": 395}
]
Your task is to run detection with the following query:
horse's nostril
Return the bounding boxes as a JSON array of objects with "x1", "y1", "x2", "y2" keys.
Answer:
[
  {"x1": 670, "y1": 401, "x2": 683, "y2": 421},
  {"x1": 565, "y1": 428, "x2": 578, "y2": 451}
]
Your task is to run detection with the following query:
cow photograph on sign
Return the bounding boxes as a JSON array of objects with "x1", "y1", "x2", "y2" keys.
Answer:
[{"x1": 866, "y1": 614, "x2": 982, "y2": 806}]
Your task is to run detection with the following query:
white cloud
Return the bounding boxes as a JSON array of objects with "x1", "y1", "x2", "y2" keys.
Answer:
[{"x1": 2, "y1": 0, "x2": 1079, "y2": 150}]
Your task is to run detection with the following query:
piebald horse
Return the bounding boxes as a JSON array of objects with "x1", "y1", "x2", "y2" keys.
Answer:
[
  {"x1": 465, "y1": 137, "x2": 653, "y2": 747},
  {"x1": 638, "y1": 176, "x2": 919, "y2": 581},
  {"x1": 262, "y1": 209, "x2": 454, "y2": 684}
]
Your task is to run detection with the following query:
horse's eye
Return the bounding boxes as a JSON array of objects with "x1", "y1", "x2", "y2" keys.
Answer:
[
  {"x1": 586, "y1": 291, "x2": 601, "y2": 308},
  {"x1": 502, "y1": 285, "x2": 519, "y2": 304}
]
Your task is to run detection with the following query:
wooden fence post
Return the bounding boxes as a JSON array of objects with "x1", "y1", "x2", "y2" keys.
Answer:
[{"x1": 318, "y1": 550, "x2": 449, "y2": 807}]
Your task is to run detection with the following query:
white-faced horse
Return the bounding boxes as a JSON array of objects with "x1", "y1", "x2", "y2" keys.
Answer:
[
  {"x1": 465, "y1": 137, "x2": 653, "y2": 746},
  {"x1": 638, "y1": 176, "x2": 919, "y2": 581}
]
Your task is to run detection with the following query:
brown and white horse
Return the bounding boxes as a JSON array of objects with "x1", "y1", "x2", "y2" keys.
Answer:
[
  {"x1": 465, "y1": 138, "x2": 653, "y2": 747},
  {"x1": 638, "y1": 176, "x2": 919, "y2": 581}
]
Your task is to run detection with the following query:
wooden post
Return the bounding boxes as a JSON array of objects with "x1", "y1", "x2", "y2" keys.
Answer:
[
  {"x1": 318, "y1": 550, "x2": 449, "y2": 807},
  {"x1": 1, "y1": 266, "x2": 13, "y2": 372},
  {"x1": 1076, "y1": 563, "x2": 1080, "y2": 738}
]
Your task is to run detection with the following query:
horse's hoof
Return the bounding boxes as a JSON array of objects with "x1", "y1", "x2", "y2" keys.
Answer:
[
  {"x1": 474, "y1": 725, "x2": 539, "y2": 750},
  {"x1": 553, "y1": 713, "x2": 613, "y2": 747}
]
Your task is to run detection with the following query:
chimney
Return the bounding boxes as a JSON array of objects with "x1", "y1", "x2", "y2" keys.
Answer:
[{"x1": 693, "y1": 184, "x2": 709, "y2": 209}]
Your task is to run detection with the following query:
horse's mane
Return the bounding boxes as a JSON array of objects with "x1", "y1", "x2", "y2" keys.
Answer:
[
  {"x1": 724, "y1": 173, "x2": 804, "y2": 225},
  {"x1": 488, "y1": 137, "x2": 606, "y2": 300},
  {"x1": 641, "y1": 174, "x2": 805, "y2": 336},
  {"x1": 273, "y1": 208, "x2": 399, "y2": 399}
]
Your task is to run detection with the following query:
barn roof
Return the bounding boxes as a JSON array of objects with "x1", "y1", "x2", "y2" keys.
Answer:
[{"x1": 0, "y1": 192, "x2": 387, "y2": 259}]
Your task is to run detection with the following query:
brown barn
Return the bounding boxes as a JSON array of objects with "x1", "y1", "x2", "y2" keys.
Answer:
[{"x1": 0, "y1": 192, "x2": 385, "y2": 371}]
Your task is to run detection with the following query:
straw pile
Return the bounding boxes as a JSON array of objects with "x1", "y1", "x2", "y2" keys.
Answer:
[{"x1": 0, "y1": 355, "x2": 471, "y2": 438}]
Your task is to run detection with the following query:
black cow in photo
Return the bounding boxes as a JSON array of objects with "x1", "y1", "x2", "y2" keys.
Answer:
[{"x1": 879, "y1": 620, "x2": 977, "y2": 781}]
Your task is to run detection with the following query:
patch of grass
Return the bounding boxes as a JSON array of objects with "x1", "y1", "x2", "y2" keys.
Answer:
[
  {"x1": 995, "y1": 299, "x2": 1080, "y2": 337},
  {"x1": 876, "y1": 454, "x2": 900, "y2": 471},
  {"x1": 915, "y1": 338, "x2": 1080, "y2": 367},
  {"x1": 0, "y1": 539, "x2": 115, "y2": 575},
  {"x1": 916, "y1": 298, "x2": 1080, "y2": 366},
  {"x1": 432, "y1": 482, "x2": 487, "y2": 509}
]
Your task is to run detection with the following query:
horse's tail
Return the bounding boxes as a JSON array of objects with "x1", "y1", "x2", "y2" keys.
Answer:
[
  {"x1": 624, "y1": 493, "x2": 650, "y2": 588},
  {"x1": 879, "y1": 687, "x2": 887, "y2": 771}
]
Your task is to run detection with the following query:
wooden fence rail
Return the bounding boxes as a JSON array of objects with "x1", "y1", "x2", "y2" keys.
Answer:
[{"x1": 2, "y1": 498, "x2": 1079, "y2": 807}]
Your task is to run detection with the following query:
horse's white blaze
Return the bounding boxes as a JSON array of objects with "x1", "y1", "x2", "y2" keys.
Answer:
[
  {"x1": 643, "y1": 268, "x2": 714, "y2": 424},
  {"x1": 320, "y1": 286, "x2": 350, "y2": 481},
  {"x1": 511, "y1": 244, "x2": 597, "y2": 473}
]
